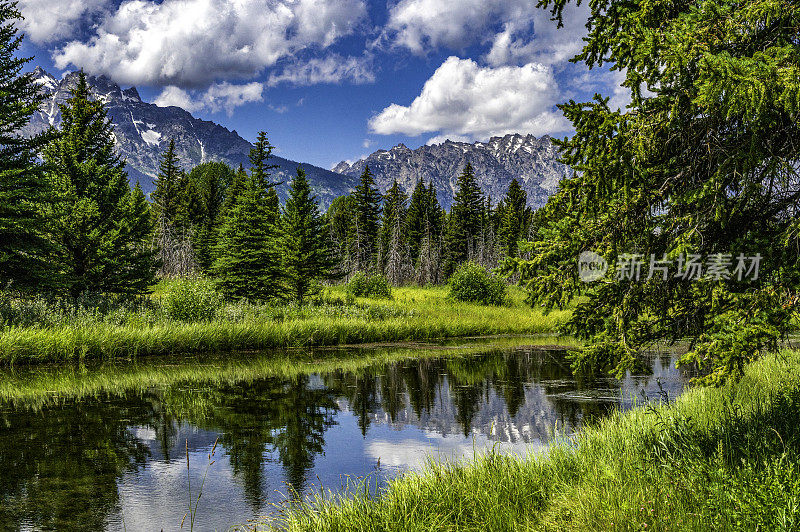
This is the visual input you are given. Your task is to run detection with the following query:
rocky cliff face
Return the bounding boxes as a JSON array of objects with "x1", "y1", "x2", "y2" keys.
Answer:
[
  {"x1": 26, "y1": 67, "x2": 357, "y2": 206},
  {"x1": 333, "y1": 134, "x2": 571, "y2": 209}
]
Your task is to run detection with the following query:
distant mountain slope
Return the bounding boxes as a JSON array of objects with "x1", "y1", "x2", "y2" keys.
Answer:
[
  {"x1": 25, "y1": 68, "x2": 357, "y2": 206},
  {"x1": 333, "y1": 134, "x2": 572, "y2": 209}
]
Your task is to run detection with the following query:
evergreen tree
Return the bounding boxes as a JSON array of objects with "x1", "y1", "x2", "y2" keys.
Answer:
[
  {"x1": 151, "y1": 139, "x2": 194, "y2": 276},
  {"x1": 444, "y1": 163, "x2": 484, "y2": 276},
  {"x1": 280, "y1": 168, "x2": 337, "y2": 305},
  {"x1": 405, "y1": 180, "x2": 428, "y2": 261},
  {"x1": 218, "y1": 164, "x2": 247, "y2": 222},
  {"x1": 498, "y1": 178, "x2": 529, "y2": 257},
  {"x1": 351, "y1": 166, "x2": 382, "y2": 271},
  {"x1": 517, "y1": 0, "x2": 800, "y2": 383},
  {"x1": 0, "y1": 3, "x2": 56, "y2": 290},
  {"x1": 325, "y1": 195, "x2": 356, "y2": 274},
  {"x1": 250, "y1": 132, "x2": 281, "y2": 189},
  {"x1": 45, "y1": 72, "x2": 156, "y2": 297},
  {"x1": 151, "y1": 139, "x2": 185, "y2": 227},
  {"x1": 184, "y1": 162, "x2": 234, "y2": 270},
  {"x1": 212, "y1": 141, "x2": 283, "y2": 301},
  {"x1": 380, "y1": 181, "x2": 407, "y2": 271}
]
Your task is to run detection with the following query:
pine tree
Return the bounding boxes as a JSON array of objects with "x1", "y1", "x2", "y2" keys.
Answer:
[
  {"x1": 212, "y1": 141, "x2": 283, "y2": 301},
  {"x1": 325, "y1": 195, "x2": 356, "y2": 274},
  {"x1": 444, "y1": 163, "x2": 484, "y2": 276},
  {"x1": 151, "y1": 139, "x2": 194, "y2": 276},
  {"x1": 45, "y1": 72, "x2": 156, "y2": 297},
  {"x1": 405, "y1": 180, "x2": 428, "y2": 262},
  {"x1": 280, "y1": 168, "x2": 337, "y2": 305},
  {"x1": 498, "y1": 178, "x2": 528, "y2": 257},
  {"x1": 115, "y1": 183, "x2": 159, "y2": 294},
  {"x1": 219, "y1": 164, "x2": 247, "y2": 221},
  {"x1": 521, "y1": 0, "x2": 800, "y2": 382},
  {"x1": 0, "y1": 3, "x2": 57, "y2": 290},
  {"x1": 380, "y1": 180, "x2": 407, "y2": 274},
  {"x1": 184, "y1": 162, "x2": 235, "y2": 270},
  {"x1": 250, "y1": 132, "x2": 281, "y2": 189},
  {"x1": 151, "y1": 139, "x2": 184, "y2": 226},
  {"x1": 351, "y1": 166, "x2": 382, "y2": 271}
]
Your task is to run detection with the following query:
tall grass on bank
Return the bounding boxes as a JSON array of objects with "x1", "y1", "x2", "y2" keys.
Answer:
[
  {"x1": 0, "y1": 284, "x2": 568, "y2": 365},
  {"x1": 263, "y1": 349, "x2": 800, "y2": 531}
]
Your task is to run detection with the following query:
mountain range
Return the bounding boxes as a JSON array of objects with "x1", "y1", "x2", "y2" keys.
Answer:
[
  {"x1": 333, "y1": 134, "x2": 571, "y2": 209},
  {"x1": 27, "y1": 68, "x2": 570, "y2": 209}
]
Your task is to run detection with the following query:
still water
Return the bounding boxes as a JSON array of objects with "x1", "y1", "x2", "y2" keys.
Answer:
[{"x1": 0, "y1": 338, "x2": 687, "y2": 531}]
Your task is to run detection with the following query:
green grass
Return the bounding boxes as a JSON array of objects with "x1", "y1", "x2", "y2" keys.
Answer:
[
  {"x1": 0, "y1": 284, "x2": 568, "y2": 365},
  {"x1": 261, "y1": 349, "x2": 800, "y2": 531}
]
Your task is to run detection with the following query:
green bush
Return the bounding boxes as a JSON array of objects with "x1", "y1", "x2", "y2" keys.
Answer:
[
  {"x1": 448, "y1": 262, "x2": 507, "y2": 306},
  {"x1": 161, "y1": 277, "x2": 222, "y2": 322},
  {"x1": 346, "y1": 271, "x2": 393, "y2": 299}
]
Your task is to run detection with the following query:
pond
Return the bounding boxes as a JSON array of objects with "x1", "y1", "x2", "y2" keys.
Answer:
[{"x1": 0, "y1": 338, "x2": 688, "y2": 531}]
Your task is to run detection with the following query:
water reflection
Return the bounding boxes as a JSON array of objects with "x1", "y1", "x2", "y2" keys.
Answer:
[{"x1": 0, "y1": 344, "x2": 686, "y2": 531}]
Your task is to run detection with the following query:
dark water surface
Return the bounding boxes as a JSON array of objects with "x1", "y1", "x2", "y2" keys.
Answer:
[{"x1": 0, "y1": 339, "x2": 687, "y2": 531}]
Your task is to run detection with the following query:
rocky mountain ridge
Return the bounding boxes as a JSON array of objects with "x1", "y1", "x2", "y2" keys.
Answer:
[{"x1": 333, "y1": 133, "x2": 571, "y2": 209}]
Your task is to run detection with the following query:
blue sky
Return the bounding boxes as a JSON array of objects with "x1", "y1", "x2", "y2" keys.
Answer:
[{"x1": 17, "y1": 0, "x2": 627, "y2": 169}]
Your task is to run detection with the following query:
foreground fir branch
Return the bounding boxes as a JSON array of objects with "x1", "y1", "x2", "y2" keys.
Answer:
[{"x1": 508, "y1": 0, "x2": 800, "y2": 384}]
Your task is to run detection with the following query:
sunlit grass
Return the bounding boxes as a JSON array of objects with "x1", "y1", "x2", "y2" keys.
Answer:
[
  {"x1": 0, "y1": 284, "x2": 569, "y2": 365},
  {"x1": 261, "y1": 349, "x2": 800, "y2": 531}
]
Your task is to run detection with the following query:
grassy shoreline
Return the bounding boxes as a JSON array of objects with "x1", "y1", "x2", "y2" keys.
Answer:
[
  {"x1": 0, "y1": 286, "x2": 568, "y2": 365},
  {"x1": 263, "y1": 349, "x2": 800, "y2": 531}
]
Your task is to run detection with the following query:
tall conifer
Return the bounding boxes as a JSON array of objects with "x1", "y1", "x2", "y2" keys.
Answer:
[
  {"x1": 0, "y1": 3, "x2": 56, "y2": 290},
  {"x1": 212, "y1": 135, "x2": 283, "y2": 300},
  {"x1": 444, "y1": 163, "x2": 483, "y2": 275},
  {"x1": 45, "y1": 72, "x2": 156, "y2": 296},
  {"x1": 351, "y1": 166, "x2": 382, "y2": 271},
  {"x1": 280, "y1": 168, "x2": 336, "y2": 304}
]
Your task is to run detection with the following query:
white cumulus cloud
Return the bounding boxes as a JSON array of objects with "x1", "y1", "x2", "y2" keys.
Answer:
[
  {"x1": 383, "y1": 0, "x2": 587, "y2": 63},
  {"x1": 267, "y1": 54, "x2": 375, "y2": 87},
  {"x1": 484, "y1": 2, "x2": 590, "y2": 67},
  {"x1": 155, "y1": 81, "x2": 264, "y2": 116},
  {"x1": 52, "y1": 0, "x2": 368, "y2": 88},
  {"x1": 369, "y1": 56, "x2": 571, "y2": 141},
  {"x1": 17, "y1": 0, "x2": 109, "y2": 44}
]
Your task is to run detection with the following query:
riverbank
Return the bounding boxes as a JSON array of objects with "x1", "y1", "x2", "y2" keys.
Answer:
[
  {"x1": 0, "y1": 285, "x2": 568, "y2": 365},
  {"x1": 266, "y1": 348, "x2": 800, "y2": 531}
]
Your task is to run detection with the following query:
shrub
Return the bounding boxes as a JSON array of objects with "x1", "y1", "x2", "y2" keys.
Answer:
[
  {"x1": 346, "y1": 271, "x2": 393, "y2": 299},
  {"x1": 448, "y1": 262, "x2": 507, "y2": 305},
  {"x1": 161, "y1": 277, "x2": 222, "y2": 322}
]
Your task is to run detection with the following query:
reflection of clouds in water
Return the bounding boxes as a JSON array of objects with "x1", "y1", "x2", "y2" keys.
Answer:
[
  {"x1": 117, "y1": 446, "x2": 259, "y2": 531},
  {"x1": 364, "y1": 430, "x2": 544, "y2": 471}
]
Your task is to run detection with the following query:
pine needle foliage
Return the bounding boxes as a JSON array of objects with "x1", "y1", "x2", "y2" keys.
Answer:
[
  {"x1": 280, "y1": 168, "x2": 337, "y2": 305},
  {"x1": 511, "y1": 0, "x2": 800, "y2": 384},
  {"x1": 0, "y1": 2, "x2": 57, "y2": 290},
  {"x1": 45, "y1": 72, "x2": 156, "y2": 297}
]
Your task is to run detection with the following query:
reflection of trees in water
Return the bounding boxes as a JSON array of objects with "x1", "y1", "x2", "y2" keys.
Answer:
[
  {"x1": 165, "y1": 375, "x2": 339, "y2": 507},
  {"x1": 0, "y1": 394, "x2": 154, "y2": 531}
]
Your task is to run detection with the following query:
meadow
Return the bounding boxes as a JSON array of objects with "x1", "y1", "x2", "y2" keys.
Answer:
[
  {"x1": 0, "y1": 280, "x2": 568, "y2": 365},
  {"x1": 264, "y1": 348, "x2": 800, "y2": 531}
]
